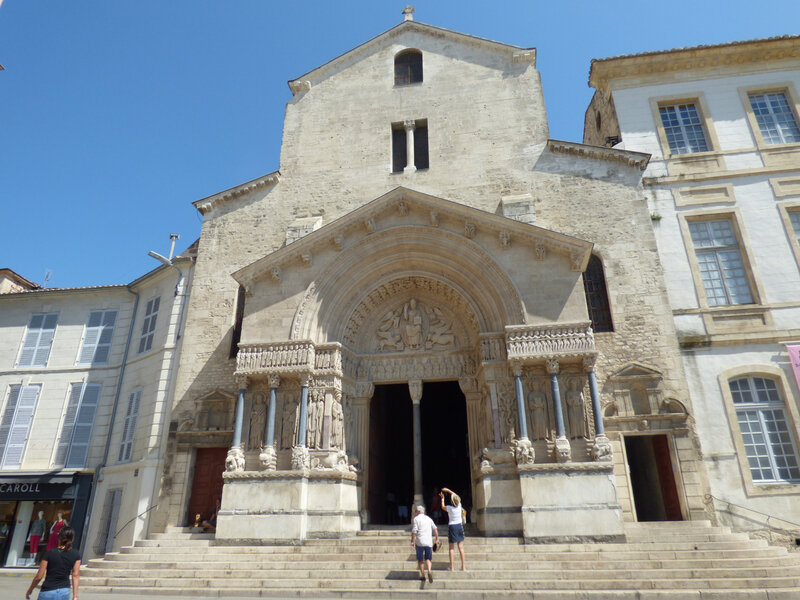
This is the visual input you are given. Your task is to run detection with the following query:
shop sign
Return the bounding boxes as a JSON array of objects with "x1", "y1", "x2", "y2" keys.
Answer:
[{"x1": 0, "y1": 481, "x2": 74, "y2": 499}]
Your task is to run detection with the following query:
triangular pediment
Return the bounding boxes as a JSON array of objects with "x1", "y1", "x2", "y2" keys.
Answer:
[
  {"x1": 288, "y1": 20, "x2": 535, "y2": 95},
  {"x1": 232, "y1": 187, "x2": 593, "y2": 289},
  {"x1": 608, "y1": 362, "x2": 663, "y2": 380}
]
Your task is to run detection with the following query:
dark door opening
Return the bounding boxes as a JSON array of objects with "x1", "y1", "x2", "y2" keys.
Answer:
[
  {"x1": 625, "y1": 434, "x2": 682, "y2": 521},
  {"x1": 368, "y1": 384, "x2": 413, "y2": 525},
  {"x1": 186, "y1": 447, "x2": 227, "y2": 526},
  {"x1": 421, "y1": 381, "x2": 472, "y2": 526}
]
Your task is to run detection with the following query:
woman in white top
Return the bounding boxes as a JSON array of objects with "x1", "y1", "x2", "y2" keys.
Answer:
[{"x1": 439, "y1": 487, "x2": 466, "y2": 571}]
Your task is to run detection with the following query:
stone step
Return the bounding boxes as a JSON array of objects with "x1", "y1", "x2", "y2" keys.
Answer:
[{"x1": 80, "y1": 575, "x2": 800, "y2": 590}]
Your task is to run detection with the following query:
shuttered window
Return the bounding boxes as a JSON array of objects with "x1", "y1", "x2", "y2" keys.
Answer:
[
  {"x1": 54, "y1": 382, "x2": 101, "y2": 468},
  {"x1": 0, "y1": 384, "x2": 41, "y2": 469},
  {"x1": 78, "y1": 310, "x2": 118, "y2": 365},
  {"x1": 18, "y1": 313, "x2": 58, "y2": 367},
  {"x1": 138, "y1": 297, "x2": 160, "y2": 354},
  {"x1": 118, "y1": 388, "x2": 142, "y2": 463},
  {"x1": 94, "y1": 488, "x2": 123, "y2": 555}
]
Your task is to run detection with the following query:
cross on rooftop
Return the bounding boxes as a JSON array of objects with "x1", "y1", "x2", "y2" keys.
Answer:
[{"x1": 402, "y1": 5, "x2": 415, "y2": 21}]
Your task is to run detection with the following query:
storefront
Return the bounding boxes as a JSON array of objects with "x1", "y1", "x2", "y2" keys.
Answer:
[{"x1": 0, "y1": 473, "x2": 93, "y2": 567}]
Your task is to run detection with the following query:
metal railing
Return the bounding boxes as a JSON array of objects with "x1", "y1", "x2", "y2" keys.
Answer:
[{"x1": 706, "y1": 494, "x2": 800, "y2": 538}]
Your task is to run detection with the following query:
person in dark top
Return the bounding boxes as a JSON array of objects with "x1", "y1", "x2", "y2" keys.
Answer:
[{"x1": 26, "y1": 525, "x2": 80, "y2": 600}]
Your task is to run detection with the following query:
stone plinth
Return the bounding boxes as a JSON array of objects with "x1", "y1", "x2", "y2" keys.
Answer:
[
  {"x1": 216, "y1": 470, "x2": 360, "y2": 541},
  {"x1": 473, "y1": 471, "x2": 523, "y2": 536},
  {"x1": 518, "y1": 462, "x2": 624, "y2": 543}
]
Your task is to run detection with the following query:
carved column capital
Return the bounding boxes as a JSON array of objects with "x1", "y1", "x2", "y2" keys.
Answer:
[
  {"x1": 546, "y1": 359, "x2": 560, "y2": 375},
  {"x1": 235, "y1": 374, "x2": 249, "y2": 389},
  {"x1": 268, "y1": 374, "x2": 281, "y2": 389},
  {"x1": 403, "y1": 119, "x2": 416, "y2": 131},
  {"x1": 408, "y1": 379, "x2": 423, "y2": 404},
  {"x1": 583, "y1": 356, "x2": 597, "y2": 372},
  {"x1": 299, "y1": 374, "x2": 311, "y2": 387},
  {"x1": 510, "y1": 361, "x2": 523, "y2": 377}
]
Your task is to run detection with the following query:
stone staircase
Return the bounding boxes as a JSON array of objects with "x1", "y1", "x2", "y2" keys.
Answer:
[{"x1": 81, "y1": 520, "x2": 800, "y2": 599}]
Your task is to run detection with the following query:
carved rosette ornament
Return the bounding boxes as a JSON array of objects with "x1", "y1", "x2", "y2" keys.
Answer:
[
  {"x1": 592, "y1": 435, "x2": 613, "y2": 462},
  {"x1": 259, "y1": 445, "x2": 277, "y2": 471},
  {"x1": 225, "y1": 446, "x2": 246, "y2": 472},
  {"x1": 554, "y1": 437, "x2": 572, "y2": 463},
  {"x1": 291, "y1": 445, "x2": 310, "y2": 470}
]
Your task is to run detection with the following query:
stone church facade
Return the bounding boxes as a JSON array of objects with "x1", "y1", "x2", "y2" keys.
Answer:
[{"x1": 153, "y1": 16, "x2": 710, "y2": 543}]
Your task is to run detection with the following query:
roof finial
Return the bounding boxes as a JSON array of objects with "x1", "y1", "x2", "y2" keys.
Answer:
[{"x1": 402, "y1": 5, "x2": 415, "y2": 21}]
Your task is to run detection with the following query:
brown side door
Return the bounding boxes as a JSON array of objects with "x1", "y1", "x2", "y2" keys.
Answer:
[{"x1": 187, "y1": 447, "x2": 227, "y2": 526}]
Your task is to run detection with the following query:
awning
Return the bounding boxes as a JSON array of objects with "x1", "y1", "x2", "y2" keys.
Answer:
[{"x1": 0, "y1": 473, "x2": 76, "y2": 485}]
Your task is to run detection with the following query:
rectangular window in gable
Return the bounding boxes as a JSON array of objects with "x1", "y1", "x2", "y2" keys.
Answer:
[
  {"x1": 0, "y1": 384, "x2": 41, "y2": 469},
  {"x1": 78, "y1": 309, "x2": 118, "y2": 365},
  {"x1": 391, "y1": 120, "x2": 429, "y2": 173},
  {"x1": 659, "y1": 102, "x2": 710, "y2": 155},
  {"x1": 138, "y1": 296, "x2": 160, "y2": 354},
  {"x1": 18, "y1": 313, "x2": 58, "y2": 367}
]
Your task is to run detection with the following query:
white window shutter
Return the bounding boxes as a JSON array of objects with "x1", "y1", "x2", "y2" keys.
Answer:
[
  {"x1": 54, "y1": 383, "x2": 83, "y2": 467},
  {"x1": 65, "y1": 383, "x2": 101, "y2": 468},
  {"x1": 118, "y1": 389, "x2": 141, "y2": 463},
  {"x1": 0, "y1": 385, "x2": 22, "y2": 457},
  {"x1": 1, "y1": 385, "x2": 40, "y2": 468},
  {"x1": 78, "y1": 310, "x2": 117, "y2": 365},
  {"x1": 19, "y1": 313, "x2": 58, "y2": 367}
]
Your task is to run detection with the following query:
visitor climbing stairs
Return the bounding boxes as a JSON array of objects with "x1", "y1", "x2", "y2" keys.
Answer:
[{"x1": 80, "y1": 520, "x2": 800, "y2": 598}]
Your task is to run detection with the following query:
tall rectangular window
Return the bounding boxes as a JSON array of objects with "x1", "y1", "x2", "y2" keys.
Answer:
[
  {"x1": 392, "y1": 127, "x2": 407, "y2": 173},
  {"x1": 18, "y1": 313, "x2": 58, "y2": 367},
  {"x1": 138, "y1": 296, "x2": 160, "y2": 354},
  {"x1": 414, "y1": 124, "x2": 429, "y2": 170},
  {"x1": 54, "y1": 382, "x2": 101, "y2": 468},
  {"x1": 730, "y1": 376, "x2": 800, "y2": 483},
  {"x1": 78, "y1": 310, "x2": 118, "y2": 365},
  {"x1": 659, "y1": 102, "x2": 710, "y2": 154},
  {"x1": 0, "y1": 384, "x2": 41, "y2": 469},
  {"x1": 748, "y1": 92, "x2": 800, "y2": 145},
  {"x1": 391, "y1": 121, "x2": 429, "y2": 172},
  {"x1": 118, "y1": 388, "x2": 142, "y2": 463},
  {"x1": 788, "y1": 209, "x2": 800, "y2": 245},
  {"x1": 688, "y1": 219, "x2": 753, "y2": 306}
]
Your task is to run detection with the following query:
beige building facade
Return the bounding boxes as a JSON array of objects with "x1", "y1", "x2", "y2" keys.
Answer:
[
  {"x1": 587, "y1": 35, "x2": 800, "y2": 538},
  {"x1": 155, "y1": 16, "x2": 710, "y2": 544},
  {"x1": 0, "y1": 249, "x2": 194, "y2": 564}
]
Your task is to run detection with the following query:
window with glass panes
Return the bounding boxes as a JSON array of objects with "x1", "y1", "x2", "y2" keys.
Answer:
[
  {"x1": 730, "y1": 376, "x2": 800, "y2": 483},
  {"x1": 748, "y1": 92, "x2": 800, "y2": 145},
  {"x1": 688, "y1": 219, "x2": 753, "y2": 306},
  {"x1": 659, "y1": 102, "x2": 710, "y2": 154},
  {"x1": 78, "y1": 310, "x2": 117, "y2": 365},
  {"x1": 394, "y1": 50, "x2": 422, "y2": 86},
  {"x1": 118, "y1": 388, "x2": 142, "y2": 463},
  {"x1": 138, "y1": 296, "x2": 160, "y2": 354},
  {"x1": 18, "y1": 313, "x2": 58, "y2": 367},
  {"x1": 788, "y1": 210, "x2": 800, "y2": 245}
]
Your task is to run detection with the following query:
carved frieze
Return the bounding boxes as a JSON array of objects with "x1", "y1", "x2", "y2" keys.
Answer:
[
  {"x1": 236, "y1": 341, "x2": 315, "y2": 375},
  {"x1": 506, "y1": 323, "x2": 596, "y2": 362}
]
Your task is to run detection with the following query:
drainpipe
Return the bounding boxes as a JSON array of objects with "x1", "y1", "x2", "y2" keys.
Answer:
[{"x1": 80, "y1": 285, "x2": 139, "y2": 554}]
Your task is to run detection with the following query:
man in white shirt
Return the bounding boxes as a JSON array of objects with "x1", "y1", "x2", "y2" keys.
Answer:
[{"x1": 411, "y1": 505, "x2": 439, "y2": 582}]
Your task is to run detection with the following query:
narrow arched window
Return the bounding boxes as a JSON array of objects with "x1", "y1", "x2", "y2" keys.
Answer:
[
  {"x1": 582, "y1": 254, "x2": 613, "y2": 332},
  {"x1": 395, "y1": 50, "x2": 422, "y2": 86},
  {"x1": 229, "y1": 285, "x2": 246, "y2": 359}
]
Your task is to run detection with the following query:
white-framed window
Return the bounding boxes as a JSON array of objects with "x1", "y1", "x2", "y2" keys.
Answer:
[
  {"x1": 77, "y1": 309, "x2": 118, "y2": 365},
  {"x1": 138, "y1": 296, "x2": 160, "y2": 354},
  {"x1": 688, "y1": 218, "x2": 754, "y2": 306},
  {"x1": 0, "y1": 384, "x2": 41, "y2": 469},
  {"x1": 748, "y1": 91, "x2": 800, "y2": 145},
  {"x1": 658, "y1": 102, "x2": 710, "y2": 154},
  {"x1": 730, "y1": 376, "x2": 800, "y2": 484},
  {"x1": 118, "y1": 388, "x2": 142, "y2": 463},
  {"x1": 54, "y1": 382, "x2": 101, "y2": 468},
  {"x1": 18, "y1": 313, "x2": 58, "y2": 367}
]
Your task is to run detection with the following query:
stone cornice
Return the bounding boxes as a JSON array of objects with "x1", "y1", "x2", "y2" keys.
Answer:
[
  {"x1": 232, "y1": 187, "x2": 593, "y2": 290},
  {"x1": 287, "y1": 21, "x2": 535, "y2": 96},
  {"x1": 222, "y1": 469, "x2": 358, "y2": 482},
  {"x1": 547, "y1": 139, "x2": 650, "y2": 170},
  {"x1": 589, "y1": 35, "x2": 800, "y2": 92},
  {"x1": 193, "y1": 171, "x2": 280, "y2": 216}
]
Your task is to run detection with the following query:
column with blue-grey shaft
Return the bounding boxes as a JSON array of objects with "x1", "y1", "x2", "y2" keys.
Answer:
[
  {"x1": 225, "y1": 375, "x2": 247, "y2": 472},
  {"x1": 291, "y1": 375, "x2": 311, "y2": 469},
  {"x1": 547, "y1": 360, "x2": 571, "y2": 462},
  {"x1": 260, "y1": 374, "x2": 280, "y2": 470},
  {"x1": 585, "y1": 356, "x2": 612, "y2": 461},
  {"x1": 513, "y1": 364, "x2": 529, "y2": 440}
]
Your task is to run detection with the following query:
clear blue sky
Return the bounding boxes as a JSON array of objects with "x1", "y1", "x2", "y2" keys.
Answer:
[{"x1": 2, "y1": 1, "x2": 798, "y2": 288}]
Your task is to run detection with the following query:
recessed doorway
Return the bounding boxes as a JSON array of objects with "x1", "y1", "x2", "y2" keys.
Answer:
[{"x1": 624, "y1": 434, "x2": 682, "y2": 521}]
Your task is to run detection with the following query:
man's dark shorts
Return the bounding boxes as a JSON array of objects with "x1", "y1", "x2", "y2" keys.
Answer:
[{"x1": 415, "y1": 545, "x2": 432, "y2": 561}]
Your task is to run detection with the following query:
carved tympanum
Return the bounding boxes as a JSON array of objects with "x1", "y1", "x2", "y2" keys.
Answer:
[{"x1": 374, "y1": 298, "x2": 457, "y2": 353}]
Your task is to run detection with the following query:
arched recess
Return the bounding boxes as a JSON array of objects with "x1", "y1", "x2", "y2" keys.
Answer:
[{"x1": 290, "y1": 225, "x2": 526, "y2": 345}]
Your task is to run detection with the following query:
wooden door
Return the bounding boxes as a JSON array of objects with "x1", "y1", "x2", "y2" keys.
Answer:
[{"x1": 187, "y1": 447, "x2": 227, "y2": 526}]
